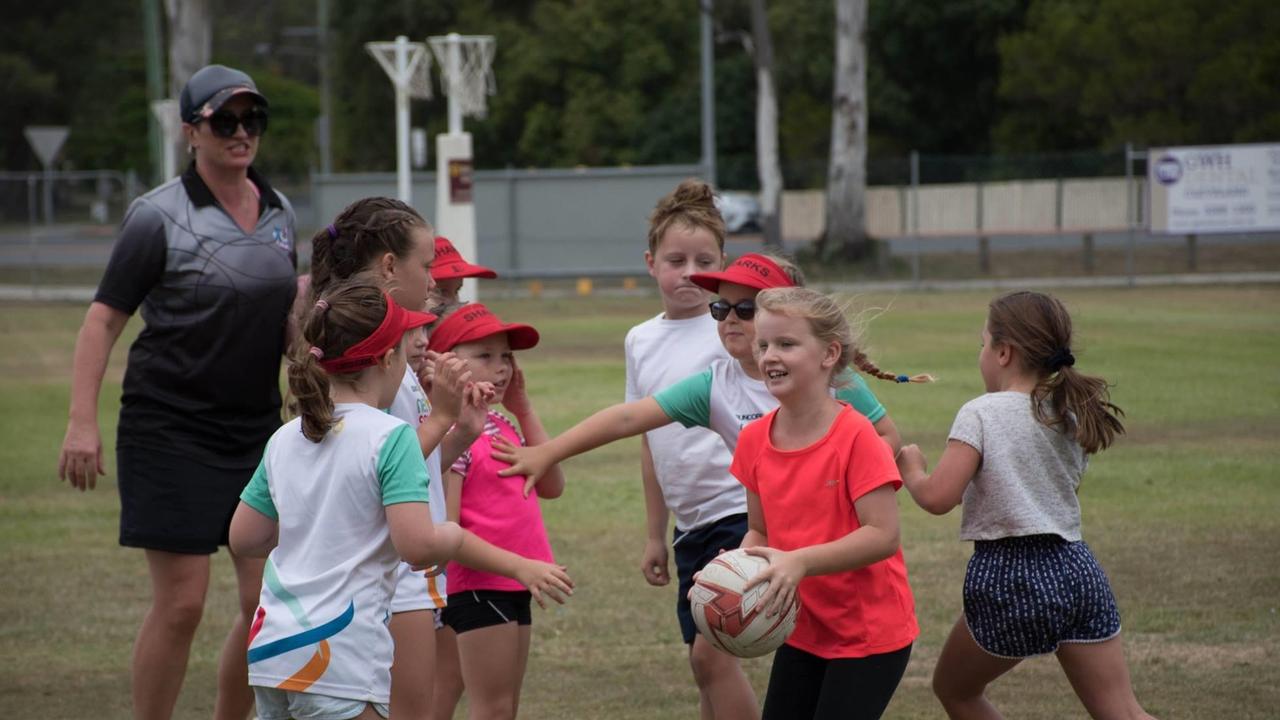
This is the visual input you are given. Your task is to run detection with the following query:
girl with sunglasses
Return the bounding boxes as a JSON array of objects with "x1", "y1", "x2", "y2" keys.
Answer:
[
  {"x1": 493, "y1": 252, "x2": 923, "y2": 490},
  {"x1": 58, "y1": 64, "x2": 298, "y2": 719}
]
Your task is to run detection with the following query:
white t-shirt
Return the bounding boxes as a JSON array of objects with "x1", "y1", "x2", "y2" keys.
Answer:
[
  {"x1": 241, "y1": 404, "x2": 429, "y2": 703},
  {"x1": 624, "y1": 312, "x2": 738, "y2": 532},
  {"x1": 387, "y1": 366, "x2": 448, "y2": 611},
  {"x1": 948, "y1": 391, "x2": 1089, "y2": 542}
]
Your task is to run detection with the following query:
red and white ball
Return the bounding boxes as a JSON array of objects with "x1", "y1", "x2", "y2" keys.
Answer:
[{"x1": 690, "y1": 548, "x2": 798, "y2": 658}]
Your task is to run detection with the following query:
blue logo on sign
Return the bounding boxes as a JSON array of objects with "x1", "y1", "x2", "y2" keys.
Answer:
[{"x1": 1155, "y1": 156, "x2": 1182, "y2": 185}]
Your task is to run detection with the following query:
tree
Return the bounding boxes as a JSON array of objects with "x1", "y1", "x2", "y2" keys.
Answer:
[
  {"x1": 996, "y1": 0, "x2": 1280, "y2": 151},
  {"x1": 749, "y1": 0, "x2": 783, "y2": 248},
  {"x1": 821, "y1": 0, "x2": 869, "y2": 260}
]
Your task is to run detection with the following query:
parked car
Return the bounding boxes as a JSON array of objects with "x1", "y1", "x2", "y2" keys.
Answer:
[{"x1": 715, "y1": 191, "x2": 761, "y2": 234}]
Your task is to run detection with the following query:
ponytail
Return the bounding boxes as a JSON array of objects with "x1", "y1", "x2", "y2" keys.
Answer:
[
  {"x1": 286, "y1": 282, "x2": 393, "y2": 443},
  {"x1": 988, "y1": 290, "x2": 1125, "y2": 455},
  {"x1": 1034, "y1": 366, "x2": 1124, "y2": 454},
  {"x1": 287, "y1": 341, "x2": 336, "y2": 443}
]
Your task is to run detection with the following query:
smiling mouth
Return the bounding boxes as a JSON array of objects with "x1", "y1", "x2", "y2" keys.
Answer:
[{"x1": 766, "y1": 369, "x2": 789, "y2": 380}]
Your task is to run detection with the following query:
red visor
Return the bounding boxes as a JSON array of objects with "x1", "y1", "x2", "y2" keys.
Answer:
[
  {"x1": 690, "y1": 253, "x2": 794, "y2": 293},
  {"x1": 431, "y1": 236, "x2": 498, "y2": 280},
  {"x1": 427, "y1": 303, "x2": 539, "y2": 353},
  {"x1": 318, "y1": 293, "x2": 436, "y2": 374}
]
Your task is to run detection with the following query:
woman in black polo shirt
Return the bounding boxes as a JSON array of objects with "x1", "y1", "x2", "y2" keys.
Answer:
[{"x1": 58, "y1": 65, "x2": 297, "y2": 719}]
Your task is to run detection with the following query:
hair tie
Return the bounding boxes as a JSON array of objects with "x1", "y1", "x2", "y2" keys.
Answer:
[
  {"x1": 896, "y1": 374, "x2": 909, "y2": 383},
  {"x1": 1049, "y1": 348, "x2": 1075, "y2": 371},
  {"x1": 308, "y1": 346, "x2": 324, "y2": 360},
  {"x1": 314, "y1": 299, "x2": 330, "y2": 312},
  {"x1": 326, "y1": 224, "x2": 339, "y2": 239}
]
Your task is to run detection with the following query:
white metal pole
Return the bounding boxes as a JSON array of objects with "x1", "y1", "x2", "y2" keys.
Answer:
[
  {"x1": 447, "y1": 33, "x2": 463, "y2": 135},
  {"x1": 395, "y1": 35, "x2": 411, "y2": 203}
]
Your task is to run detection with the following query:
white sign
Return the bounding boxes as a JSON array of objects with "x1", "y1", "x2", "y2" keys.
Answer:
[
  {"x1": 1148, "y1": 142, "x2": 1280, "y2": 234},
  {"x1": 24, "y1": 126, "x2": 69, "y2": 168}
]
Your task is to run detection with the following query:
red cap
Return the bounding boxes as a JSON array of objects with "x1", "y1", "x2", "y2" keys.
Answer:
[
  {"x1": 431, "y1": 236, "x2": 498, "y2": 280},
  {"x1": 318, "y1": 292, "x2": 436, "y2": 374},
  {"x1": 427, "y1": 303, "x2": 539, "y2": 354},
  {"x1": 690, "y1": 253, "x2": 794, "y2": 293}
]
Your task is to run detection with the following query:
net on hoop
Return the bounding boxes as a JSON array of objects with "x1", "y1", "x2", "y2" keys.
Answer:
[
  {"x1": 429, "y1": 34, "x2": 496, "y2": 118},
  {"x1": 365, "y1": 40, "x2": 432, "y2": 100}
]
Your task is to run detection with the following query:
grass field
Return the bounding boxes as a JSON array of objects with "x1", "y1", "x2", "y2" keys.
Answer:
[{"x1": 2, "y1": 285, "x2": 1278, "y2": 719}]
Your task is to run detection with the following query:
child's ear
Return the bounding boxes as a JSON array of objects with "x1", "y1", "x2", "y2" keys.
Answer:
[
  {"x1": 821, "y1": 340, "x2": 841, "y2": 369},
  {"x1": 644, "y1": 250, "x2": 656, "y2": 278},
  {"x1": 996, "y1": 342, "x2": 1015, "y2": 368},
  {"x1": 379, "y1": 251, "x2": 397, "y2": 280}
]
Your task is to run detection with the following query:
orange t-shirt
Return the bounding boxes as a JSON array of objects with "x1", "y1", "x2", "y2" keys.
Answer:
[{"x1": 731, "y1": 404, "x2": 918, "y2": 659}]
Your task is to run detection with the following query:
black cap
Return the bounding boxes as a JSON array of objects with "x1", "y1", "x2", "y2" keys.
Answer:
[{"x1": 179, "y1": 65, "x2": 268, "y2": 124}]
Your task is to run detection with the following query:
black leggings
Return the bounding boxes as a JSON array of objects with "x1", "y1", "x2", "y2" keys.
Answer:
[{"x1": 762, "y1": 643, "x2": 912, "y2": 720}]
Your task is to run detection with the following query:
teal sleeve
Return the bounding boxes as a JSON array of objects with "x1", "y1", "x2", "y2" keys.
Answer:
[
  {"x1": 378, "y1": 424, "x2": 432, "y2": 506},
  {"x1": 239, "y1": 453, "x2": 278, "y2": 520},
  {"x1": 653, "y1": 369, "x2": 714, "y2": 429},
  {"x1": 835, "y1": 371, "x2": 887, "y2": 423}
]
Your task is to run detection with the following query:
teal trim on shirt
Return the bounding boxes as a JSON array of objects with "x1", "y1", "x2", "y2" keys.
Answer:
[
  {"x1": 653, "y1": 368, "x2": 714, "y2": 429},
  {"x1": 239, "y1": 452, "x2": 278, "y2": 520},
  {"x1": 378, "y1": 424, "x2": 431, "y2": 505}
]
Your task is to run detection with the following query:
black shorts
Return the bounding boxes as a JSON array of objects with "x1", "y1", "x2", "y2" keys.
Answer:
[
  {"x1": 674, "y1": 513, "x2": 749, "y2": 644},
  {"x1": 964, "y1": 534, "x2": 1122, "y2": 658},
  {"x1": 762, "y1": 643, "x2": 912, "y2": 720},
  {"x1": 441, "y1": 590, "x2": 532, "y2": 634},
  {"x1": 117, "y1": 444, "x2": 254, "y2": 555}
]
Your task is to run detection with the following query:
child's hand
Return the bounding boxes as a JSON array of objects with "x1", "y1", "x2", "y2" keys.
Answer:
[
  {"x1": 427, "y1": 352, "x2": 472, "y2": 419},
  {"x1": 514, "y1": 559, "x2": 575, "y2": 608},
  {"x1": 417, "y1": 350, "x2": 441, "y2": 393},
  {"x1": 453, "y1": 382, "x2": 492, "y2": 444},
  {"x1": 895, "y1": 443, "x2": 927, "y2": 477},
  {"x1": 640, "y1": 538, "x2": 670, "y2": 586},
  {"x1": 501, "y1": 357, "x2": 532, "y2": 417},
  {"x1": 742, "y1": 547, "x2": 804, "y2": 618},
  {"x1": 492, "y1": 438, "x2": 553, "y2": 497}
]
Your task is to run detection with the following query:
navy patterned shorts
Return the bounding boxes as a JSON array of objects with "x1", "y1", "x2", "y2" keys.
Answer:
[{"x1": 964, "y1": 534, "x2": 1121, "y2": 659}]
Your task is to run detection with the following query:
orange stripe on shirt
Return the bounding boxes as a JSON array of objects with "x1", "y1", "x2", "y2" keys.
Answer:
[{"x1": 276, "y1": 639, "x2": 330, "y2": 692}]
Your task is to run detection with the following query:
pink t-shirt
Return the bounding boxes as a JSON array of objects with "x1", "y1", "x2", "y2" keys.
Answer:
[{"x1": 446, "y1": 411, "x2": 555, "y2": 593}]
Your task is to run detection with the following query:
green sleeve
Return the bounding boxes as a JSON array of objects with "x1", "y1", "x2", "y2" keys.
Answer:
[
  {"x1": 835, "y1": 371, "x2": 887, "y2": 423},
  {"x1": 239, "y1": 452, "x2": 278, "y2": 520},
  {"x1": 653, "y1": 369, "x2": 714, "y2": 429},
  {"x1": 378, "y1": 424, "x2": 432, "y2": 506}
]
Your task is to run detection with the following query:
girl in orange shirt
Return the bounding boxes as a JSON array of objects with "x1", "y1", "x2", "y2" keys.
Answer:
[{"x1": 731, "y1": 287, "x2": 918, "y2": 720}]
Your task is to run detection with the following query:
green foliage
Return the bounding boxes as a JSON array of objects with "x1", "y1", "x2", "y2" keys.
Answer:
[
  {"x1": 0, "y1": 52, "x2": 60, "y2": 170},
  {"x1": 236, "y1": 66, "x2": 321, "y2": 179},
  {"x1": 996, "y1": 0, "x2": 1280, "y2": 151}
]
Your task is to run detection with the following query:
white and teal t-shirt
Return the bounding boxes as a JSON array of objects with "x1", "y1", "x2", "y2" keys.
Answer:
[
  {"x1": 240, "y1": 403, "x2": 430, "y2": 703},
  {"x1": 387, "y1": 367, "x2": 448, "y2": 609},
  {"x1": 654, "y1": 360, "x2": 887, "y2": 452}
]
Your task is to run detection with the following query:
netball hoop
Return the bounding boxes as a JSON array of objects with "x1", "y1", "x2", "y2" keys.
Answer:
[
  {"x1": 428, "y1": 33, "x2": 495, "y2": 301},
  {"x1": 366, "y1": 36, "x2": 431, "y2": 203}
]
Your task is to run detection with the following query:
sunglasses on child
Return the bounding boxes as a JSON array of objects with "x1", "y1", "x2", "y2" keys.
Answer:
[
  {"x1": 709, "y1": 298, "x2": 756, "y2": 321},
  {"x1": 202, "y1": 107, "x2": 269, "y2": 138}
]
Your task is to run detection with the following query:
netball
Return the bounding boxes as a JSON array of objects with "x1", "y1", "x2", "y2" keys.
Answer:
[{"x1": 690, "y1": 549, "x2": 798, "y2": 659}]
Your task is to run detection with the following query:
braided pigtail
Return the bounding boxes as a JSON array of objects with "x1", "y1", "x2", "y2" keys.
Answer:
[{"x1": 851, "y1": 349, "x2": 935, "y2": 384}]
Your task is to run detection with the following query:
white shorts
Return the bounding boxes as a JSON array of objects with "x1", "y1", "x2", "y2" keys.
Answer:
[
  {"x1": 253, "y1": 687, "x2": 389, "y2": 720},
  {"x1": 388, "y1": 561, "x2": 448, "y2": 614}
]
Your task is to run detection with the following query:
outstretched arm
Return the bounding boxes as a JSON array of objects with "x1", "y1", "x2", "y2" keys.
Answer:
[
  {"x1": 897, "y1": 440, "x2": 980, "y2": 515},
  {"x1": 492, "y1": 396, "x2": 673, "y2": 488}
]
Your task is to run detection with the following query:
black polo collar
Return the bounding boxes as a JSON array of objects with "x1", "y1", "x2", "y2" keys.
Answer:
[{"x1": 182, "y1": 162, "x2": 283, "y2": 211}]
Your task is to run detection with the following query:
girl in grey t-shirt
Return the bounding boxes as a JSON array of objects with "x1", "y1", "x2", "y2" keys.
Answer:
[{"x1": 895, "y1": 291, "x2": 1157, "y2": 720}]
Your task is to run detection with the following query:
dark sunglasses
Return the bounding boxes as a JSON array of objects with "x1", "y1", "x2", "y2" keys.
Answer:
[
  {"x1": 204, "y1": 107, "x2": 269, "y2": 138},
  {"x1": 709, "y1": 298, "x2": 756, "y2": 322}
]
